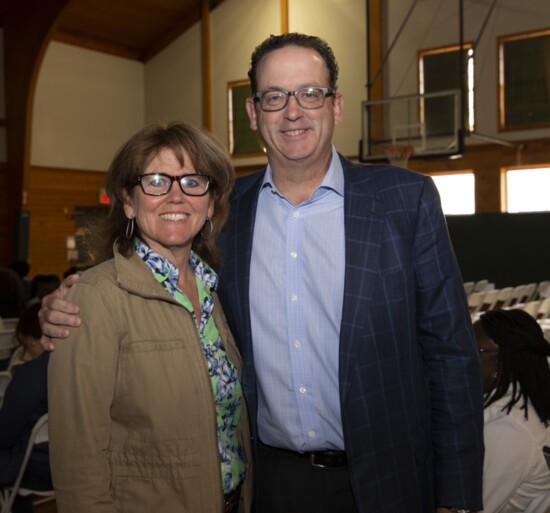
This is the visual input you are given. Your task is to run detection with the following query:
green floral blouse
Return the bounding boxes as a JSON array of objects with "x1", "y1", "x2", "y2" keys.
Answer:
[{"x1": 135, "y1": 239, "x2": 245, "y2": 493}]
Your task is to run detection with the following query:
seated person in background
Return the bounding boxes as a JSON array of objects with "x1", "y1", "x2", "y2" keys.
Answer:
[
  {"x1": 6, "y1": 303, "x2": 44, "y2": 371},
  {"x1": 0, "y1": 303, "x2": 50, "y2": 513},
  {"x1": 26, "y1": 274, "x2": 61, "y2": 308},
  {"x1": 474, "y1": 309, "x2": 550, "y2": 513}
]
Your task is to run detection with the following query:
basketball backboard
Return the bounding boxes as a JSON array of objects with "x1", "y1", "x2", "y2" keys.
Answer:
[{"x1": 360, "y1": 89, "x2": 463, "y2": 162}]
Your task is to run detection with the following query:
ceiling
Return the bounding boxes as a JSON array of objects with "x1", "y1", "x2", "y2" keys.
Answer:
[{"x1": 1, "y1": 0, "x2": 226, "y2": 62}]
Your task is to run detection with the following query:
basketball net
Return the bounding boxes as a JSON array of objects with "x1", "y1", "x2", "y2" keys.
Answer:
[{"x1": 383, "y1": 144, "x2": 414, "y2": 168}]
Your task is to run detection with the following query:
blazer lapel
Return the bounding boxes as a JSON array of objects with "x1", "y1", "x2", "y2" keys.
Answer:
[
  {"x1": 339, "y1": 159, "x2": 386, "y2": 400},
  {"x1": 221, "y1": 170, "x2": 265, "y2": 430}
]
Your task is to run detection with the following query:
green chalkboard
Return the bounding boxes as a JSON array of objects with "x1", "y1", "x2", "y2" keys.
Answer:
[{"x1": 228, "y1": 80, "x2": 264, "y2": 157}]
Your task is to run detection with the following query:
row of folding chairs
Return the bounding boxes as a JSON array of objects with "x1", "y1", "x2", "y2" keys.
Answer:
[
  {"x1": 469, "y1": 292, "x2": 550, "y2": 320},
  {"x1": 466, "y1": 280, "x2": 550, "y2": 311}
]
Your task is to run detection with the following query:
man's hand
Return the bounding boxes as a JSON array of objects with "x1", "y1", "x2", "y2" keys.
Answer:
[{"x1": 38, "y1": 273, "x2": 82, "y2": 350}]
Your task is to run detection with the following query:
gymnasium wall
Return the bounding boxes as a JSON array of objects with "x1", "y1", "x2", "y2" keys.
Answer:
[{"x1": 447, "y1": 212, "x2": 550, "y2": 288}]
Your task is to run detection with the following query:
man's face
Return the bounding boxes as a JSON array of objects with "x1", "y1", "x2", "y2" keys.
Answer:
[{"x1": 246, "y1": 45, "x2": 343, "y2": 170}]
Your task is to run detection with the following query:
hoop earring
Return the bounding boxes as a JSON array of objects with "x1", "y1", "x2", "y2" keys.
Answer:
[
  {"x1": 201, "y1": 218, "x2": 213, "y2": 240},
  {"x1": 125, "y1": 217, "x2": 135, "y2": 239}
]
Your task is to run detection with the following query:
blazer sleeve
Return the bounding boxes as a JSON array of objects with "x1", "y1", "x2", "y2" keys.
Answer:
[
  {"x1": 48, "y1": 279, "x2": 121, "y2": 513},
  {"x1": 413, "y1": 177, "x2": 484, "y2": 509}
]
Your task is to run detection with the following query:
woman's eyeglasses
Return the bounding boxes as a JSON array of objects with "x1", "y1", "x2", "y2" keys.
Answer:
[{"x1": 133, "y1": 173, "x2": 212, "y2": 197}]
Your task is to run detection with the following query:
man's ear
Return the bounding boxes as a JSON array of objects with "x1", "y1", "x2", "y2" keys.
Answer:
[
  {"x1": 246, "y1": 97, "x2": 258, "y2": 131},
  {"x1": 333, "y1": 92, "x2": 344, "y2": 126}
]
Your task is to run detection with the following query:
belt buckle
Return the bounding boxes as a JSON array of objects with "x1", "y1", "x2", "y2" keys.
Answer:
[{"x1": 309, "y1": 452, "x2": 327, "y2": 468}]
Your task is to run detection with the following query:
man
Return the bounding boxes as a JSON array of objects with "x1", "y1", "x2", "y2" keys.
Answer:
[{"x1": 40, "y1": 33, "x2": 483, "y2": 513}]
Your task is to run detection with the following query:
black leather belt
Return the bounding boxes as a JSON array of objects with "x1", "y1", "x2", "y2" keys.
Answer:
[
  {"x1": 263, "y1": 443, "x2": 348, "y2": 468},
  {"x1": 224, "y1": 485, "x2": 241, "y2": 513},
  {"x1": 301, "y1": 449, "x2": 348, "y2": 468}
]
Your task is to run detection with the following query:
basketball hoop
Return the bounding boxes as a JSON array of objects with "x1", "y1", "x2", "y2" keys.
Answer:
[{"x1": 383, "y1": 144, "x2": 414, "y2": 168}]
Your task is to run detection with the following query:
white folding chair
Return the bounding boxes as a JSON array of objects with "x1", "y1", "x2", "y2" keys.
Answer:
[
  {"x1": 468, "y1": 291, "x2": 486, "y2": 315},
  {"x1": 520, "y1": 283, "x2": 538, "y2": 304},
  {"x1": 508, "y1": 284, "x2": 528, "y2": 307},
  {"x1": 536, "y1": 281, "x2": 550, "y2": 300},
  {"x1": 537, "y1": 298, "x2": 550, "y2": 321},
  {"x1": 0, "y1": 414, "x2": 54, "y2": 513},
  {"x1": 479, "y1": 289, "x2": 501, "y2": 312},
  {"x1": 0, "y1": 319, "x2": 18, "y2": 331},
  {"x1": 0, "y1": 331, "x2": 15, "y2": 351},
  {"x1": 494, "y1": 286, "x2": 514, "y2": 309},
  {"x1": 522, "y1": 301, "x2": 542, "y2": 317},
  {"x1": 0, "y1": 330, "x2": 16, "y2": 362},
  {"x1": 0, "y1": 371, "x2": 12, "y2": 407},
  {"x1": 473, "y1": 279, "x2": 489, "y2": 292},
  {"x1": 463, "y1": 281, "x2": 475, "y2": 297}
]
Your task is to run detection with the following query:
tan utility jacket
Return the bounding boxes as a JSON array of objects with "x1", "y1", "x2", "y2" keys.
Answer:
[{"x1": 48, "y1": 249, "x2": 252, "y2": 513}]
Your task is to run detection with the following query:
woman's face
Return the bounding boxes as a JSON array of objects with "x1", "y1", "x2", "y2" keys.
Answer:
[
  {"x1": 123, "y1": 147, "x2": 214, "y2": 264},
  {"x1": 473, "y1": 320, "x2": 500, "y2": 394}
]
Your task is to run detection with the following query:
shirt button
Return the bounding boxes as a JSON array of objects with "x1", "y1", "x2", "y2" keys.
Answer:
[
  {"x1": 291, "y1": 294, "x2": 298, "y2": 302},
  {"x1": 292, "y1": 211, "x2": 300, "y2": 219},
  {"x1": 308, "y1": 430, "x2": 316, "y2": 438},
  {"x1": 290, "y1": 251, "x2": 297, "y2": 259},
  {"x1": 294, "y1": 340, "x2": 301, "y2": 349},
  {"x1": 299, "y1": 386, "x2": 307, "y2": 394}
]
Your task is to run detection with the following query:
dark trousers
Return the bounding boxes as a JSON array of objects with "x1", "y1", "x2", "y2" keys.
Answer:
[{"x1": 255, "y1": 441, "x2": 358, "y2": 513}]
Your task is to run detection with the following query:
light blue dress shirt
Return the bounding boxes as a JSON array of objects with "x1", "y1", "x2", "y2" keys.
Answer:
[{"x1": 249, "y1": 147, "x2": 346, "y2": 451}]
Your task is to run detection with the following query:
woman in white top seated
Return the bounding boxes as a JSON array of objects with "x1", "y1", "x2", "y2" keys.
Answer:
[{"x1": 473, "y1": 309, "x2": 550, "y2": 513}]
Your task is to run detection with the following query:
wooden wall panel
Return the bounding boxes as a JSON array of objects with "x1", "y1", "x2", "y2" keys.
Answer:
[{"x1": 26, "y1": 166, "x2": 106, "y2": 279}]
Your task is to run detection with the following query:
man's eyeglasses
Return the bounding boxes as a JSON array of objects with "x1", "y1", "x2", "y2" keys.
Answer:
[
  {"x1": 253, "y1": 86, "x2": 335, "y2": 112},
  {"x1": 132, "y1": 173, "x2": 212, "y2": 197},
  {"x1": 478, "y1": 348, "x2": 499, "y2": 354}
]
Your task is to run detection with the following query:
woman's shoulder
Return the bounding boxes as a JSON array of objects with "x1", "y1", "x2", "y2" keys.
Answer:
[
  {"x1": 72, "y1": 259, "x2": 117, "y2": 287},
  {"x1": 64, "y1": 260, "x2": 121, "y2": 306}
]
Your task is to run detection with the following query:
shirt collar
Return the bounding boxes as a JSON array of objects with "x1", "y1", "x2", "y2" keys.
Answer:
[
  {"x1": 134, "y1": 238, "x2": 218, "y2": 292},
  {"x1": 261, "y1": 146, "x2": 345, "y2": 199}
]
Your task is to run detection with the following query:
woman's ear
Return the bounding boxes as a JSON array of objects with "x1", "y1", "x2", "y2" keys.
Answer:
[
  {"x1": 207, "y1": 197, "x2": 215, "y2": 221},
  {"x1": 122, "y1": 189, "x2": 135, "y2": 219}
]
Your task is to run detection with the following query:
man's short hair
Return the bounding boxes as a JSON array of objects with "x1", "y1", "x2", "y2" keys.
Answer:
[{"x1": 248, "y1": 33, "x2": 339, "y2": 93}]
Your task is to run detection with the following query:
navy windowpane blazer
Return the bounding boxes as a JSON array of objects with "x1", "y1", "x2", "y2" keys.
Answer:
[{"x1": 217, "y1": 153, "x2": 484, "y2": 513}]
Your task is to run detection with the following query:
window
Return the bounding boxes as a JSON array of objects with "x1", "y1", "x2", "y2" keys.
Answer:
[
  {"x1": 498, "y1": 29, "x2": 550, "y2": 130},
  {"x1": 429, "y1": 172, "x2": 475, "y2": 215},
  {"x1": 419, "y1": 44, "x2": 475, "y2": 134},
  {"x1": 505, "y1": 167, "x2": 550, "y2": 213}
]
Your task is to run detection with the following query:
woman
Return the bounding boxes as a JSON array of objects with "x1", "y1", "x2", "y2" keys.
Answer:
[
  {"x1": 0, "y1": 303, "x2": 51, "y2": 513},
  {"x1": 48, "y1": 122, "x2": 251, "y2": 513},
  {"x1": 7, "y1": 302, "x2": 45, "y2": 372},
  {"x1": 474, "y1": 308, "x2": 550, "y2": 513}
]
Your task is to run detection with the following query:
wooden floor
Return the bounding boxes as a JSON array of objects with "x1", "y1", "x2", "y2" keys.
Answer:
[{"x1": 34, "y1": 497, "x2": 57, "y2": 513}]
